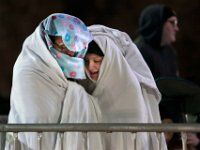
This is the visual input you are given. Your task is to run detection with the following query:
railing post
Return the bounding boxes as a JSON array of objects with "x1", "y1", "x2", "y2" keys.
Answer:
[
  {"x1": 84, "y1": 132, "x2": 88, "y2": 150},
  {"x1": 60, "y1": 132, "x2": 64, "y2": 150},
  {"x1": 181, "y1": 132, "x2": 187, "y2": 150},
  {"x1": 13, "y1": 132, "x2": 20, "y2": 150},
  {"x1": 156, "y1": 132, "x2": 161, "y2": 150},
  {"x1": 0, "y1": 132, "x2": 6, "y2": 150},
  {"x1": 37, "y1": 132, "x2": 42, "y2": 150},
  {"x1": 131, "y1": 132, "x2": 136, "y2": 150}
]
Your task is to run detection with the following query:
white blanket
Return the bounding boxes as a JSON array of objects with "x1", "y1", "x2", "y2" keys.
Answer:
[
  {"x1": 5, "y1": 25, "x2": 103, "y2": 150},
  {"x1": 87, "y1": 25, "x2": 167, "y2": 150}
]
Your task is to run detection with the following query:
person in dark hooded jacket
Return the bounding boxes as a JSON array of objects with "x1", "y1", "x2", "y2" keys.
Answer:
[
  {"x1": 134, "y1": 4, "x2": 179, "y2": 79},
  {"x1": 134, "y1": 4, "x2": 200, "y2": 150}
]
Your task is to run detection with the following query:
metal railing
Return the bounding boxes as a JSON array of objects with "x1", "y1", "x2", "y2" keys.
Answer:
[{"x1": 1, "y1": 123, "x2": 200, "y2": 150}]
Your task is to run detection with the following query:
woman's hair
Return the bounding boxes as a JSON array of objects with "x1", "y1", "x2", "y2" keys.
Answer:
[
  {"x1": 87, "y1": 40, "x2": 104, "y2": 56},
  {"x1": 163, "y1": 6, "x2": 176, "y2": 22},
  {"x1": 48, "y1": 35, "x2": 56, "y2": 43}
]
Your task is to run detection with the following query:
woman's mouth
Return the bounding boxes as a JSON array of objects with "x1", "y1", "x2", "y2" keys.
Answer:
[{"x1": 90, "y1": 72, "x2": 98, "y2": 80}]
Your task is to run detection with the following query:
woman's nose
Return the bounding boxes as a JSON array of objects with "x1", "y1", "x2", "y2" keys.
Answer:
[
  {"x1": 65, "y1": 49, "x2": 76, "y2": 57},
  {"x1": 88, "y1": 61, "x2": 95, "y2": 71},
  {"x1": 175, "y1": 25, "x2": 179, "y2": 31},
  {"x1": 88, "y1": 62, "x2": 93, "y2": 70}
]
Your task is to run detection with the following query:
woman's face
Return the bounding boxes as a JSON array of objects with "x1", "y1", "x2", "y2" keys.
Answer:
[
  {"x1": 53, "y1": 36, "x2": 77, "y2": 57},
  {"x1": 84, "y1": 53, "x2": 104, "y2": 81},
  {"x1": 161, "y1": 16, "x2": 179, "y2": 46}
]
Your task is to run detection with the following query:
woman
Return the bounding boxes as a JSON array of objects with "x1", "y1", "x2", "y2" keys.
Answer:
[
  {"x1": 5, "y1": 13, "x2": 103, "y2": 150},
  {"x1": 80, "y1": 25, "x2": 168, "y2": 150},
  {"x1": 134, "y1": 4, "x2": 179, "y2": 79}
]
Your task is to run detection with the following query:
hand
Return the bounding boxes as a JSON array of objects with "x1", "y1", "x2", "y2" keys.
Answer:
[{"x1": 187, "y1": 133, "x2": 200, "y2": 147}]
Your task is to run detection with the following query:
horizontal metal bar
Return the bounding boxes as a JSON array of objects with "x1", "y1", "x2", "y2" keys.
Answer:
[{"x1": 1, "y1": 123, "x2": 200, "y2": 132}]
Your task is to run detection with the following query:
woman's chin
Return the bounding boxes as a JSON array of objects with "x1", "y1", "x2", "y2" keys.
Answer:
[{"x1": 90, "y1": 75, "x2": 98, "y2": 81}]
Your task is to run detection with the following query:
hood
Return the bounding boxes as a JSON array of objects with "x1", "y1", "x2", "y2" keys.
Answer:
[{"x1": 138, "y1": 4, "x2": 168, "y2": 48}]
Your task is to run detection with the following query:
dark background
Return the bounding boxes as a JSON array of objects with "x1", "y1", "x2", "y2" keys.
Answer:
[{"x1": 0, "y1": 0, "x2": 200, "y2": 114}]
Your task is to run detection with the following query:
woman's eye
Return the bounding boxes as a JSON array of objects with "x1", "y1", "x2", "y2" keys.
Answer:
[
  {"x1": 84, "y1": 60, "x2": 89, "y2": 64},
  {"x1": 94, "y1": 59, "x2": 102, "y2": 63}
]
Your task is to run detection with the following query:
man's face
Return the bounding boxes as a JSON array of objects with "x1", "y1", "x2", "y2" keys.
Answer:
[{"x1": 161, "y1": 16, "x2": 179, "y2": 46}]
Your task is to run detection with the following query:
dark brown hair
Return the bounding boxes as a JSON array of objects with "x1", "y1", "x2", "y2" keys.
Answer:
[{"x1": 87, "y1": 40, "x2": 104, "y2": 56}]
